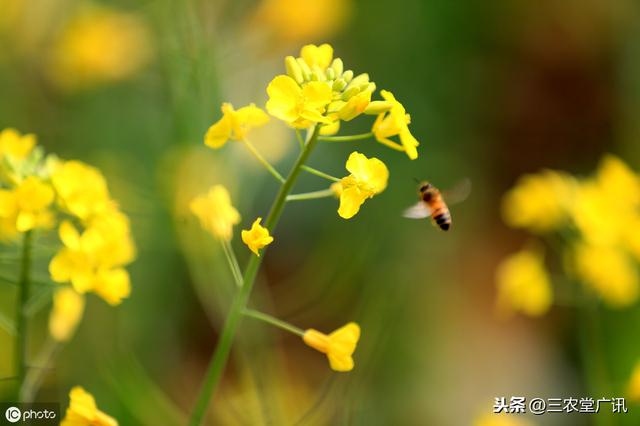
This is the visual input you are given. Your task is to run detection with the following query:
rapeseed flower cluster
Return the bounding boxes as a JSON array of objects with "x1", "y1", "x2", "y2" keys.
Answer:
[
  {"x1": 0, "y1": 128, "x2": 135, "y2": 400},
  {"x1": 188, "y1": 44, "x2": 421, "y2": 411},
  {"x1": 497, "y1": 154, "x2": 640, "y2": 315}
]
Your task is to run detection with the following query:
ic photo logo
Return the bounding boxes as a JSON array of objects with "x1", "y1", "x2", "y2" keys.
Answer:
[
  {"x1": 4, "y1": 406, "x2": 20, "y2": 423},
  {"x1": 1, "y1": 403, "x2": 58, "y2": 425}
]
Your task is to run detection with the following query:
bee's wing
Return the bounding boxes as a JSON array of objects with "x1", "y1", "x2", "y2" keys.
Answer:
[
  {"x1": 443, "y1": 178, "x2": 471, "y2": 206},
  {"x1": 403, "y1": 202, "x2": 432, "y2": 219}
]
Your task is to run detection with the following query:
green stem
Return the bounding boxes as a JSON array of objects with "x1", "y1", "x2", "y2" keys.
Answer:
[
  {"x1": 15, "y1": 230, "x2": 32, "y2": 401},
  {"x1": 241, "y1": 139, "x2": 286, "y2": 183},
  {"x1": 188, "y1": 126, "x2": 321, "y2": 426},
  {"x1": 220, "y1": 240, "x2": 242, "y2": 288},
  {"x1": 20, "y1": 338, "x2": 59, "y2": 403},
  {"x1": 286, "y1": 189, "x2": 336, "y2": 202},
  {"x1": 242, "y1": 308, "x2": 304, "y2": 337},
  {"x1": 295, "y1": 130, "x2": 305, "y2": 149},
  {"x1": 300, "y1": 165, "x2": 340, "y2": 182},
  {"x1": 318, "y1": 132, "x2": 373, "y2": 142},
  {"x1": 578, "y1": 293, "x2": 613, "y2": 426}
]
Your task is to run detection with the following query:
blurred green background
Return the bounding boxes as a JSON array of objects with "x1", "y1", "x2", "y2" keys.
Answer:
[{"x1": 1, "y1": 0, "x2": 640, "y2": 425}]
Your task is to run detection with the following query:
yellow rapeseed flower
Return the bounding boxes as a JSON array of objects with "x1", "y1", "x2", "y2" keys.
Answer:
[
  {"x1": 572, "y1": 155, "x2": 639, "y2": 246},
  {"x1": 241, "y1": 217, "x2": 274, "y2": 256},
  {"x1": 626, "y1": 361, "x2": 640, "y2": 403},
  {"x1": 48, "y1": 6, "x2": 152, "y2": 90},
  {"x1": 251, "y1": 0, "x2": 351, "y2": 44},
  {"x1": 51, "y1": 160, "x2": 111, "y2": 221},
  {"x1": 190, "y1": 185, "x2": 241, "y2": 241},
  {"x1": 49, "y1": 213, "x2": 134, "y2": 305},
  {"x1": 573, "y1": 243, "x2": 638, "y2": 307},
  {"x1": 335, "y1": 152, "x2": 388, "y2": 219},
  {"x1": 300, "y1": 43, "x2": 333, "y2": 70},
  {"x1": 0, "y1": 176, "x2": 54, "y2": 236},
  {"x1": 266, "y1": 75, "x2": 333, "y2": 128},
  {"x1": 49, "y1": 287, "x2": 85, "y2": 342},
  {"x1": 496, "y1": 249, "x2": 552, "y2": 316},
  {"x1": 205, "y1": 103, "x2": 269, "y2": 149},
  {"x1": 61, "y1": 386, "x2": 118, "y2": 426},
  {"x1": 371, "y1": 90, "x2": 419, "y2": 160},
  {"x1": 303, "y1": 322, "x2": 360, "y2": 372},
  {"x1": 0, "y1": 128, "x2": 35, "y2": 161},
  {"x1": 502, "y1": 170, "x2": 576, "y2": 233}
]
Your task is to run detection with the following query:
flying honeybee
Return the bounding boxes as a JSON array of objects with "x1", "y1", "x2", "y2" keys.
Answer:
[{"x1": 403, "y1": 179, "x2": 471, "y2": 231}]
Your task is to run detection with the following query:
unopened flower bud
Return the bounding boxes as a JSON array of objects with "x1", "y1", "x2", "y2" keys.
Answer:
[
  {"x1": 364, "y1": 100, "x2": 393, "y2": 115},
  {"x1": 342, "y1": 70, "x2": 354, "y2": 83},
  {"x1": 311, "y1": 66, "x2": 326, "y2": 81},
  {"x1": 296, "y1": 58, "x2": 312, "y2": 81},
  {"x1": 325, "y1": 67, "x2": 336, "y2": 80},
  {"x1": 341, "y1": 86, "x2": 360, "y2": 101},
  {"x1": 332, "y1": 78, "x2": 347, "y2": 92},
  {"x1": 345, "y1": 73, "x2": 369, "y2": 91},
  {"x1": 285, "y1": 56, "x2": 304, "y2": 84},
  {"x1": 331, "y1": 58, "x2": 344, "y2": 76}
]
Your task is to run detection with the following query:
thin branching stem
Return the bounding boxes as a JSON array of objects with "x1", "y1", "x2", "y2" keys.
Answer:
[
  {"x1": 241, "y1": 139, "x2": 286, "y2": 183},
  {"x1": 286, "y1": 189, "x2": 335, "y2": 202},
  {"x1": 188, "y1": 126, "x2": 321, "y2": 426},
  {"x1": 295, "y1": 129, "x2": 305, "y2": 149},
  {"x1": 300, "y1": 165, "x2": 340, "y2": 182},
  {"x1": 318, "y1": 132, "x2": 373, "y2": 142},
  {"x1": 220, "y1": 240, "x2": 242, "y2": 288},
  {"x1": 20, "y1": 338, "x2": 59, "y2": 403},
  {"x1": 242, "y1": 308, "x2": 304, "y2": 337}
]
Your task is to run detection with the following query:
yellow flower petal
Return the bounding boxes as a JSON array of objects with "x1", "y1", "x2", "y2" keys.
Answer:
[
  {"x1": 303, "y1": 322, "x2": 360, "y2": 372},
  {"x1": 93, "y1": 268, "x2": 131, "y2": 306},
  {"x1": 300, "y1": 43, "x2": 333, "y2": 69},
  {"x1": 241, "y1": 217, "x2": 274, "y2": 256},
  {"x1": 337, "y1": 152, "x2": 389, "y2": 219},
  {"x1": 49, "y1": 288, "x2": 85, "y2": 342},
  {"x1": 496, "y1": 249, "x2": 553, "y2": 316},
  {"x1": 190, "y1": 185, "x2": 241, "y2": 241},
  {"x1": 266, "y1": 75, "x2": 302, "y2": 123},
  {"x1": 204, "y1": 114, "x2": 232, "y2": 149},
  {"x1": 61, "y1": 386, "x2": 118, "y2": 426}
]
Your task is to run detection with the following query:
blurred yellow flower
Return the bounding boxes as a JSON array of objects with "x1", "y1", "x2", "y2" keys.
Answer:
[
  {"x1": 0, "y1": 176, "x2": 54, "y2": 236},
  {"x1": 49, "y1": 287, "x2": 85, "y2": 342},
  {"x1": 496, "y1": 249, "x2": 552, "y2": 316},
  {"x1": 626, "y1": 361, "x2": 640, "y2": 403},
  {"x1": 300, "y1": 43, "x2": 333, "y2": 70},
  {"x1": 502, "y1": 170, "x2": 576, "y2": 233},
  {"x1": 573, "y1": 155, "x2": 639, "y2": 246},
  {"x1": 49, "y1": 213, "x2": 134, "y2": 306},
  {"x1": 303, "y1": 322, "x2": 360, "y2": 372},
  {"x1": 48, "y1": 6, "x2": 152, "y2": 90},
  {"x1": 336, "y1": 152, "x2": 389, "y2": 219},
  {"x1": 251, "y1": 0, "x2": 351, "y2": 44},
  {"x1": 266, "y1": 75, "x2": 333, "y2": 128},
  {"x1": 573, "y1": 243, "x2": 638, "y2": 307},
  {"x1": 241, "y1": 217, "x2": 274, "y2": 256},
  {"x1": 61, "y1": 386, "x2": 118, "y2": 426},
  {"x1": 190, "y1": 185, "x2": 240, "y2": 241},
  {"x1": 371, "y1": 90, "x2": 419, "y2": 160},
  {"x1": 0, "y1": 128, "x2": 35, "y2": 161},
  {"x1": 51, "y1": 160, "x2": 111, "y2": 221},
  {"x1": 475, "y1": 413, "x2": 534, "y2": 426},
  {"x1": 205, "y1": 103, "x2": 269, "y2": 149}
]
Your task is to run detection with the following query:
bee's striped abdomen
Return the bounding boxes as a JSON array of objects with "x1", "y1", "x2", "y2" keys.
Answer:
[{"x1": 432, "y1": 208, "x2": 451, "y2": 231}]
